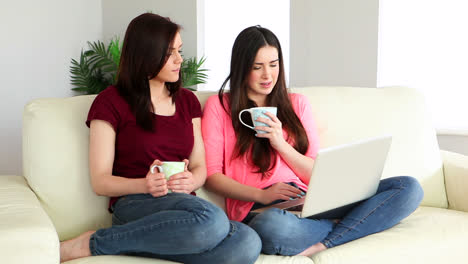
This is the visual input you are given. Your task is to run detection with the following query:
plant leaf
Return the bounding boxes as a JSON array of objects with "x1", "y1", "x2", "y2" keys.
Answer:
[
  {"x1": 181, "y1": 56, "x2": 208, "y2": 88},
  {"x1": 70, "y1": 36, "x2": 206, "y2": 94},
  {"x1": 70, "y1": 39, "x2": 119, "y2": 94}
]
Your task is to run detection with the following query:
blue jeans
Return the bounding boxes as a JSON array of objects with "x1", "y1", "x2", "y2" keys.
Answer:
[
  {"x1": 89, "y1": 193, "x2": 261, "y2": 264},
  {"x1": 248, "y1": 176, "x2": 424, "y2": 255}
]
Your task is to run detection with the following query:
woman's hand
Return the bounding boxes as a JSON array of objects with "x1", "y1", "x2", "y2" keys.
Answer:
[
  {"x1": 254, "y1": 112, "x2": 287, "y2": 150},
  {"x1": 257, "y1": 182, "x2": 303, "y2": 205},
  {"x1": 145, "y1": 160, "x2": 169, "y2": 197},
  {"x1": 167, "y1": 159, "x2": 196, "y2": 194}
]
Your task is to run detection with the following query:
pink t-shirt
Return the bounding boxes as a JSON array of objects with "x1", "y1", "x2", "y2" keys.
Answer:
[{"x1": 201, "y1": 93, "x2": 319, "y2": 221}]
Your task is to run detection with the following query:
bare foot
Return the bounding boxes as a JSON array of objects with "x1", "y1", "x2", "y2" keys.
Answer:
[
  {"x1": 296, "y1": 242, "x2": 327, "y2": 256},
  {"x1": 60, "y1": 230, "x2": 95, "y2": 263}
]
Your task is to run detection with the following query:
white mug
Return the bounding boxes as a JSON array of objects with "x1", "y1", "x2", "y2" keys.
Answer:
[{"x1": 238, "y1": 107, "x2": 277, "y2": 133}]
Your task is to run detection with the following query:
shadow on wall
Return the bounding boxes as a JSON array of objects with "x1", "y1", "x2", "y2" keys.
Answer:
[{"x1": 437, "y1": 134, "x2": 468, "y2": 156}]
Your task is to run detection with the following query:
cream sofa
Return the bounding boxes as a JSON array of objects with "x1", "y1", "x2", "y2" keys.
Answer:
[{"x1": 1, "y1": 86, "x2": 468, "y2": 264}]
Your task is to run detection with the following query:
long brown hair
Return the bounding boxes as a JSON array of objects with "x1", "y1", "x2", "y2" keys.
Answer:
[
  {"x1": 219, "y1": 26, "x2": 309, "y2": 176},
  {"x1": 116, "y1": 13, "x2": 182, "y2": 131}
]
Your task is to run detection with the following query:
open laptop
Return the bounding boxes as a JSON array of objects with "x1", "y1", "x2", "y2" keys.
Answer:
[{"x1": 252, "y1": 135, "x2": 392, "y2": 219}]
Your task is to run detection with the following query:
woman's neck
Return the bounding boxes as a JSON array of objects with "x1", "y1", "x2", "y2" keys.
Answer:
[
  {"x1": 149, "y1": 79, "x2": 170, "y2": 100},
  {"x1": 148, "y1": 79, "x2": 175, "y2": 115}
]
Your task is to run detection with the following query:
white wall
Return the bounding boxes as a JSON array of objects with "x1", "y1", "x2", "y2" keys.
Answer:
[
  {"x1": 377, "y1": 0, "x2": 468, "y2": 155},
  {"x1": 289, "y1": 0, "x2": 468, "y2": 156},
  {"x1": 201, "y1": 0, "x2": 290, "y2": 91},
  {"x1": 102, "y1": 0, "x2": 198, "y2": 65},
  {"x1": 378, "y1": 0, "x2": 468, "y2": 131},
  {"x1": 290, "y1": 0, "x2": 379, "y2": 87},
  {"x1": 0, "y1": 0, "x2": 102, "y2": 175}
]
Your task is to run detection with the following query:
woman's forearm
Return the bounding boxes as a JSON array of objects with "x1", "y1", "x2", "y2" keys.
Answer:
[
  {"x1": 275, "y1": 140, "x2": 315, "y2": 184},
  {"x1": 189, "y1": 164, "x2": 207, "y2": 191},
  {"x1": 91, "y1": 173, "x2": 148, "y2": 197},
  {"x1": 205, "y1": 173, "x2": 263, "y2": 203}
]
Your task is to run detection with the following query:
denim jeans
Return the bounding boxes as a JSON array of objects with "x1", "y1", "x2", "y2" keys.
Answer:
[
  {"x1": 89, "y1": 193, "x2": 261, "y2": 264},
  {"x1": 247, "y1": 176, "x2": 424, "y2": 255}
]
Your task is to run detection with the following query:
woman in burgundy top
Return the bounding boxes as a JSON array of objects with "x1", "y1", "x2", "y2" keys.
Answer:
[{"x1": 59, "y1": 13, "x2": 261, "y2": 264}]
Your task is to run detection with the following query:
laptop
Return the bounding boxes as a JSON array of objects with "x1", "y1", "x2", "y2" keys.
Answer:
[{"x1": 252, "y1": 135, "x2": 392, "y2": 219}]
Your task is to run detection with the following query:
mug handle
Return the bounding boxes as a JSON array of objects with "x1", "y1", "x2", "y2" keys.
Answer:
[
  {"x1": 150, "y1": 165, "x2": 163, "y2": 174},
  {"x1": 239, "y1": 109, "x2": 255, "y2": 130}
]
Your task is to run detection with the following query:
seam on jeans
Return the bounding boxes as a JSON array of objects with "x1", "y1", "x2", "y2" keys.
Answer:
[
  {"x1": 276, "y1": 245, "x2": 307, "y2": 256},
  {"x1": 89, "y1": 234, "x2": 99, "y2": 255},
  {"x1": 96, "y1": 195, "x2": 208, "y2": 241},
  {"x1": 228, "y1": 221, "x2": 237, "y2": 236},
  {"x1": 115, "y1": 194, "x2": 162, "y2": 208},
  {"x1": 324, "y1": 178, "x2": 404, "y2": 246}
]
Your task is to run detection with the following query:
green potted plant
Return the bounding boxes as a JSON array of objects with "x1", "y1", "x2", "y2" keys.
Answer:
[{"x1": 70, "y1": 38, "x2": 208, "y2": 94}]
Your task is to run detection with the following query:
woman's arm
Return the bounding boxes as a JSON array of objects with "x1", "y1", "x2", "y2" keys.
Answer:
[
  {"x1": 167, "y1": 117, "x2": 206, "y2": 193},
  {"x1": 89, "y1": 119, "x2": 150, "y2": 196},
  {"x1": 205, "y1": 173, "x2": 262, "y2": 202},
  {"x1": 256, "y1": 112, "x2": 315, "y2": 184},
  {"x1": 187, "y1": 118, "x2": 207, "y2": 190},
  {"x1": 205, "y1": 173, "x2": 302, "y2": 204}
]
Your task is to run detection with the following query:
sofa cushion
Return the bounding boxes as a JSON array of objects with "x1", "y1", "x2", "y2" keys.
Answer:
[
  {"x1": 0, "y1": 175, "x2": 59, "y2": 264},
  {"x1": 441, "y1": 150, "x2": 468, "y2": 212},
  {"x1": 23, "y1": 95, "x2": 111, "y2": 241},
  {"x1": 64, "y1": 253, "x2": 314, "y2": 264},
  {"x1": 312, "y1": 206, "x2": 468, "y2": 264}
]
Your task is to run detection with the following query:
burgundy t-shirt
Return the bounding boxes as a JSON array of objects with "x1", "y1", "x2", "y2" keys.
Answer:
[{"x1": 86, "y1": 86, "x2": 201, "y2": 208}]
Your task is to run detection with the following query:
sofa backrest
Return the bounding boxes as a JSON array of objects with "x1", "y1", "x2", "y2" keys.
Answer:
[
  {"x1": 196, "y1": 87, "x2": 447, "y2": 207},
  {"x1": 288, "y1": 87, "x2": 447, "y2": 208},
  {"x1": 22, "y1": 92, "x2": 224, "y2": 241},
  {"x1": 22, "y1": 86, "x2": 447, "y2": 240}
]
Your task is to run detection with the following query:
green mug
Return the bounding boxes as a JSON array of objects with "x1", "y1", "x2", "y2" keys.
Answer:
[
  {"x1": 150, "y1": 161, "x2": 185, "y2": 179},
  {"x1": 150, "y1": 161, "x2": 186, "y2": 193}
]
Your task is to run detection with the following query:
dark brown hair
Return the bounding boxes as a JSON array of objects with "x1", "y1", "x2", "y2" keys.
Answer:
[
  {"x1": 219, "y1": 26, "x2": 309, "y2": 176},
  {"x1": 116, "y1": 13, "x2": 181, "y2": 131}
]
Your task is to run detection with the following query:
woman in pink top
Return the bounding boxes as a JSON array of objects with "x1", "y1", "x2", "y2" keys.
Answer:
[{"x1": 201, "y1": 26, "x2": 423, "y2": 256}]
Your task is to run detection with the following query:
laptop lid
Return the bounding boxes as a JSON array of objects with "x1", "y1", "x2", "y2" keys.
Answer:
[{"x1": 300, "y1": 135, "x2": 392, "y2": 218}]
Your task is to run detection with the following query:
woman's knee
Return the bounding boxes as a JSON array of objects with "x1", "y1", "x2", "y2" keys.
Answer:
[
  {"x1": 187, "y1": 198, "x2": 230, "y2": 252},
  {"x1": 400, "y1": 176, "x2": 424, "y2": 208},
  {"x1": 384, "y1": 176, "x2": 424, "y2": 217},
  {"x1": 248, "y1": 208, "x2": 296, "y2": 252},
  {"x1": 397, "y1": 176, "x2": 424, "y2": 200},
  {"x1": 207, "y1": 206, "x2": 230, "y2": 243},
  {"x1": 249, "y1": 208, "x2": 287, "y2": 235},
  {"x1": 227, "y1": 221, "x2": 261, "y2": 263}
]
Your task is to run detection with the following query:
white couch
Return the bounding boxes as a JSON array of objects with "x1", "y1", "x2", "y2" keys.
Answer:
[{"x1": 1, "y1": 86, "x2": 468, "y2": 264}]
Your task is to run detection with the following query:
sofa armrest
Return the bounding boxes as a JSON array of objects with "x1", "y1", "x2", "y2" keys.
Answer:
[
  {"x1": 0, "y1": 175, "x2": 59, "y2": 264},
  {"x1": 441, "y1": 150, "x2": 468, "y2": 212}
]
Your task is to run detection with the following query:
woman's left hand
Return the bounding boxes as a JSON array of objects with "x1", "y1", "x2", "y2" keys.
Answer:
[
  {"x1": 255, "y1": 112, "x2": 287, "y2": 150},
  {"x1": 167, "y1": 159, "x2": 196, "y2": 194}
]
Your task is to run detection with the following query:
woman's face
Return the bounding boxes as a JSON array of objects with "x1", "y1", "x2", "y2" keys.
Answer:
[
  {"x1": 246, "y1": 45, "x2": 279, "y2": 104},
  {"x1": 153, "y1": 32, "x2": 183, "y2": 84}
]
